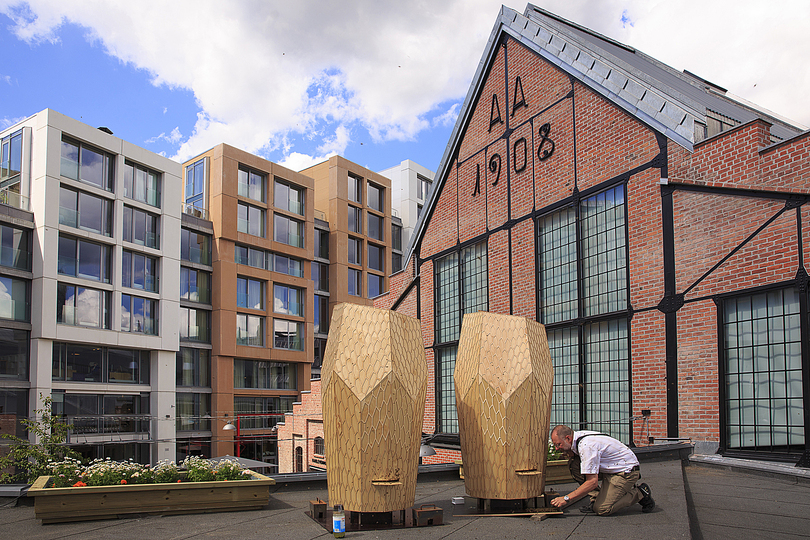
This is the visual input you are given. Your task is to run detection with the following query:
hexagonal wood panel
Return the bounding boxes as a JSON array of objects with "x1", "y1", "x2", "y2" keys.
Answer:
[
  {"x1": 322, "y1": 304, "x2": 427, "y2": 512},
  {"x1": 455, "y1": 311, "x2": 553, "y2": 500}
]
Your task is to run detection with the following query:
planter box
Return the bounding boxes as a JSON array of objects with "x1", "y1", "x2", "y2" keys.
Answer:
[
  {"x1": 27, "y1": 472, "x2": 275, "y2": 524},
  {"x1": 545, "y1": 459, "x2": 573, "y2": 485}
]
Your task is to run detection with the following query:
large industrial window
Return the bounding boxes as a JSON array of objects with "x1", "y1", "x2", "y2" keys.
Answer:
[
  {"x1": 274, "y1": 178, "x2": 303, "y2": 215},
  {"x1": 538, "y1": 184, "x2": 630, "y2": 441},
  {"x1": 60, "y1": 137, "x2": 113, "y2": 191},
  {"x1": 434, "y1": 241, "x2": 488, "y2": 434},
  {"x1": 124, "y1": 161, "x2": 161, "y2": 207},
  {"x1": 723, "y1": 289, "x2": 805, "y2": 454}
]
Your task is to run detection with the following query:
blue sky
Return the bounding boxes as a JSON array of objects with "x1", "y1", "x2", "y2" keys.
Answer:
[{"x1": 1, "y1": 1, "x2": 808, "y2": 175}]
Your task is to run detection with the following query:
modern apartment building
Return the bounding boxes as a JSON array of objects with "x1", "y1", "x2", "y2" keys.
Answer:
[
  {"x1": 181, "y1": 145, "x2": 315, "y2": 464},
  {"x1": 378, "y1": 159, "x2": 435, "y2": 262},
  {"x1": 301, "y1": 156, "x2": 392, "y2": 315},
  {"x1": 0, "y1": 109, "x2": 182, "y2": 464}
]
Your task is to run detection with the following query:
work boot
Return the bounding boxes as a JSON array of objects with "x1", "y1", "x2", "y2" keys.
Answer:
[{"x1": 638, "y1": 483, "x2": 655, "y2": 513}]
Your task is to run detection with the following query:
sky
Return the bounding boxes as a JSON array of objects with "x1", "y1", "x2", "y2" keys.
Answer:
[{"x1": 1, "y1": 1, "x2": 808, "y2": 175}]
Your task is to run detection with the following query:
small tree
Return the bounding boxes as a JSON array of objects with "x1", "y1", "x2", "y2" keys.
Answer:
[{"x1": 0, "y1": 395, "x2": 81, "y2": 484}]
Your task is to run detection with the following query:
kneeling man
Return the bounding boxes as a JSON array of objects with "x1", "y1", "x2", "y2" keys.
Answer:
[{"x1": 549, "y1": 425, "x2": 655, "y2": 515}]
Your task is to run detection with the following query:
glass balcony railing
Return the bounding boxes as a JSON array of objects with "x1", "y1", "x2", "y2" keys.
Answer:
[
  {"x1": 0, "y1": 246, "x2": 32, "y2": 271},
  {"x1": 182, "y1": 202, "x2": 209, "y2": 220},
  {"x1": 0, "y1": 186, "x2": 29, "y2": 211}
]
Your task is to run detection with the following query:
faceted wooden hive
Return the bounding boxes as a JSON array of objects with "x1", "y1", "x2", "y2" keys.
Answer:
[
  {"x1": 454, "y1": 312, "x2": 553, "y2": 500},
  {"x1": 321, "y1": 304, "x2": 427, "y2": 512}
]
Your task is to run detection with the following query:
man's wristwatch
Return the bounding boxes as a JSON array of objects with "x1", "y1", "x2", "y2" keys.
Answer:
[{"x1": 563, "y1": 495, "x2": 569, "y2": 502}]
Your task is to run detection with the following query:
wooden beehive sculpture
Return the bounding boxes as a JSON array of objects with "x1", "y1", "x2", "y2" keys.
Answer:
[
  {"x1": 454, "y1": 311, "x2": 553, "y2": 500},
  {"x1": 321, "y1": 303, "x2": 427, "y2": 512}
]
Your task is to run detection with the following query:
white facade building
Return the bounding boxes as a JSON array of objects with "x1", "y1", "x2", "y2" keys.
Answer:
[
  {"x1": 378, "y1": 159, "x2": 435, "y2": 257},
  {"x1": 0, "y1": 109, "x2": 182, "y2": 464}
]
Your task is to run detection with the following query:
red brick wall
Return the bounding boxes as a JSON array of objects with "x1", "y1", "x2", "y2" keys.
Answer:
[{"x1": 398, "y1": 34, "x2": 810, "y2": 457}]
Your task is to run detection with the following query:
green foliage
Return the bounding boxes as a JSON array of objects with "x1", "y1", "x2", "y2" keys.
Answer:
[
  {"x1": 153, "y1": 460, "x2": 180, "y2": 483},
  {"x1": 0, "y1": 395, "x2": 82, "y2": 484},
  {"x1": 181, "y1": 456, "x2": 252, "y2": 482}
]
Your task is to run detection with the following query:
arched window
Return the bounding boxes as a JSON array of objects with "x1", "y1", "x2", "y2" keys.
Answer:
[
  {"x1": 314, "y1": 436, "x2": 325, "y2": 455},
  {"x1": 295, "y1": 446, "x2": 303, "y2": 472}
]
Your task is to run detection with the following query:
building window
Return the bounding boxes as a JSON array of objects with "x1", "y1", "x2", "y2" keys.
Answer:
[
  {"x1": 348, "y1": 174, "x2": 362, "y2": 204},
  {"x1": 312, "y1": 261, "x2": 329, "y2": 292},
  {"x1": 121, "y1": 294, "x2": 158, "y2": 335},
  {"x1": 348, "y1": 205, "x2": 362, "y2": 234},
  {"x1": 295, "y1": 446, "x2": 303, "y2": 472},
  {"x1": 237, "y1": 313, "x2": 264, "y2": 346},
  {"x1": 314, "y1": 436, "x2": 325, "y2": 456},
  {"x1": 122, "y1": 250, "x2": 158, "y2": 292},
  {"x1": 57, "y1": 283, "x2": 110, "y2": 328},
  {"x1": 60, "y1": 137, "x2": 113, "y2": 191},
  {"x1": 176, "y1": 393, "x2": 211, "y2": 432},
  {"x1": 348, "y1": 237, "x2": 362, "y2": 266},
  {"x1": 239, "y1": 167, "x2": 265, "y2": 202},
  {"x1": 52, "y1": 391, "x2": 150, "y2": 436},
  {"x1": 124, "y1": 161, "x2": 161, "y2": 207},
  {"x1": 235, "y1": 245, "x2": 269, "y2": 270},
  {"x1": 368, "y1": 243, "x2": 384, "y2": 272},
  {"x1": 274, "y1": 284, "x2": 303, "y2": 317},
  {"x1": 0, "y1": 328, "x2": 28, "y2": 379},
  {"x1": 348, "y1": 268, "x2": 361, "y2": 297},
  {"x1": 237, "y1": 277, "x2": 265, "y2": 310},
  {"x1": 59, "y1": 187, "x2": 113, "y2": 236},
  {"x1": 314, "y1": 294, "x2": 329, "y2": 335},
  {"x1": 392, "y1": 223, "x2": 402, "y2": 251},
  {"x1": 52, "y1": 343, "x2": 149, "y2": 384},
  {"x1": 417, "y1": 174, "x2": 431, "y2": 200},
  {"x1": 180, "y1": 267, "x2": 211, "y2": 303},
  {"x1": 315, "y1": 229, "x2": 329, "y2": 259},
  {"x1": 0, "y1": 224, "x2": 30, "y2": 271},
  {"x1": 1, "y1": 130, "x2": 23, "y2": 186},
  {"x1": 273, "y1": 253, "x2": 304, "y2": 277},
  {"x1": 274, "y1": 178, "x2": 304, "y2": 215},
  {"x1": 58, "y1": 235, "x2": 111, "y2": 283},
  {"x1": 123, "y1": 205, "x2": 160, "y2": 249},
  {"x1": 367, "y1": 213, "x2": 383, "y2": 241},
  {"x1": 368, "y1": 273, "x2": 384, "y2": 298},
  {"x1": 181, "y1": 228, "x2": 211, "y2": 265},
  {"x1": 0, "y1": 276, "x2": 28, "y2": 322},
  {"x1": 437, "y1": 346, "x2": 458, "y2": 433},
  {"x1": 185, "y1": 158, "x2": 206, "y2": 209},
  {"x1": 234, "y1": 396, "x2": 296, "y2": 429},
  {"x1": 234, "y1": 360, "x2": 296, "y2": 390},
  {"x1": 723, "y1": 289, "x2": 805, "y2": 452},
  {"x1": 434, "y1": 241, "x2": 488, "y2": 434},
  {"x1": 274, "y1": 214, "x2": 303, "y2": 247},
  {"x1": 539, "y1": 184, "x2": 630, "y2": 440},
  {"x1": 274, "y1": 319, "x2": 303, "y2": 350},
  {"x1": 238, "y1": 202, "x2": 265, "y2": 237},
  {"x1": 435, "y1": 241, "x2": 488, "y2": 345},
  {"x1": 313, "y1": 337, "x2": 326, "y2": 376},
  {"x1": 368, "y1": 183, "x2": 383, "y2": 212},
  {"x1": 177, "y1": 348, "x2": 211, "y2": 387},
  {"x1": 392, "y1": 253, "x2": 402, "y2": 273},
  {"x1": 417, "y1": 204, "x2": 423, "y2": 218},
  {"x1": 180, "y1": 307, "x2": 210, "y2": 343}
]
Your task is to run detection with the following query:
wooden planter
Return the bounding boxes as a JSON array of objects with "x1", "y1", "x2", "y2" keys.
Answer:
[
  {"x1": 545, "y1": 460, "x2": 573, "y2": 485},
  {"x1": 27, "y1": 472, "x2": 275, "y2": 524}
]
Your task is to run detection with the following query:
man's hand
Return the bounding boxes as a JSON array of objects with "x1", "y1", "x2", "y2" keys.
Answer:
[{"x1": 550, "y1": 496, "x2": 567, "y2": 508}]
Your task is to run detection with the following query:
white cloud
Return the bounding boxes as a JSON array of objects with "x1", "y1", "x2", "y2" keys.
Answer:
[
  {"x1": 1, "y1": 75, "x2": 11, "y2": 85},
  {"x1": 1, "y1": 0, "x2": 808, "y2": 166},
  {"x1": 145, "y1": 126, "x2": 182, "y2": 145}
]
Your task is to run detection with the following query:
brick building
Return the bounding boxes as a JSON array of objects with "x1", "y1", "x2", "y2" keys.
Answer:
[{"x1": 376, "y1": 4, "x2": 810, "y2": 463}]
